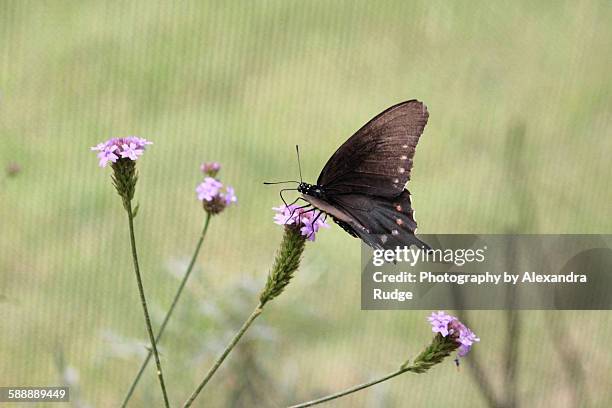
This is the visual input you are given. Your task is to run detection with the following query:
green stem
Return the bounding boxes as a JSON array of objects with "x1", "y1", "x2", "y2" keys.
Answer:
[
  {"x1": 182, "y1": 227, "x2": 305, "y2": 407},
  {"x1": 288, "y1": 368, "x2": 409, "y2": 408},
  {"x1": 289, "y1": 332, "x2": 459, "y2": 407},
  {"x1": 121, "y1": 214, "x2": 212, "y2": 407},
  {"x1": 182, "y1": 305, "x2": 264, "y2": 408},
  {"x1": 125, "y1": 202, "x2": 171, "y2": 408}
]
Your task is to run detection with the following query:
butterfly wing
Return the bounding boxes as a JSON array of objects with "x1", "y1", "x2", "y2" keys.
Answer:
[
  {"x1": 330, "y1": 190, "x2": 429, "y2": 250},
  {"x1": 302, "y1": 189, "x2": 428, "y2": 250},
  {"x1": 317, "y1": 100, "x2": 428, "y2": 197}
]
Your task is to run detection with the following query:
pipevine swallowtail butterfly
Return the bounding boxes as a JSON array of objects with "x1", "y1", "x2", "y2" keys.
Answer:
[{"x1": 270, "y1": 100, "x2": 430, "y2": 250}]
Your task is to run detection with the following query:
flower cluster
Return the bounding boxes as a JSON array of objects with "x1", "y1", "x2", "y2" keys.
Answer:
[
  {"x1": 428, "y1": 311, "x2": 479, "y2": 357},
  {"x1": 196, "y1": 177, "x2": 236, "y2": 205},
  {"x1": 200, "y1": 161, "x2": 221, "y2": 177},
  {"x1": 91, "y1": 137, "x2": 153, "y2": 167},
  {"x1": 195, "y1": 165, "x2": 236, "y2": 214},
  {"x1": 273, "y1": 204, "x2": 329, "y2": 241}
]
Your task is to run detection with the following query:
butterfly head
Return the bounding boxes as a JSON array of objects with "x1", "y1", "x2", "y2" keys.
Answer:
[{"x1": 298, "y1": 182, "x2": 324, "y2": 198}]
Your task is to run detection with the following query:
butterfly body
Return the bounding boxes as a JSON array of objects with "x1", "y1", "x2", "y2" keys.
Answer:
[
  {"x1": 297, "y1": 186, "x2": 368, "y2": 237},
  {"x1": 295, "y1": 100, "x2": 430, "y2": 250}
]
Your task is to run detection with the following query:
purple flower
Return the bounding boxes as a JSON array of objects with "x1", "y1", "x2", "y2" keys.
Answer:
[
  {"x1": 196, "y1": 176, "x2": 237, "y2": 214},
  {"x1": 427, "y1": 311, "x2": 479, "y2": 358},
  {"x1": 91, "y1": 136, "x2": 152, "y2": 167},
  {"x1": 97, "y1": 145, "x2": 119, "y2": 167},
  {"x1": 135, "y1": 137, "x2": 153, "y2": 147},
  {"x1": 428, "y1": 311, "x2": 455, "y2": 337},
  {"x1": 120, "y1": 142, "x2": 144, "y2": 160},
  {"x1": 273, "y1": 205, "x2": 299, "y2": 226},
  {"x1": 91, "y1": 142, "x2": 106, "y2": 151},
  {"x1": 273, "y1": 204, "x2": 329, "y2": 241},
  {"x1": 453, "y1": 322, "x2": 480, "y2": 357},
  {"x1": 221, "y1": 186, "x2": 237, "y2": 206},
  {"x1": 300, "y1": 213, "x2": 330, "y2": 241},
  {"x1": 200, "y1": 162, "x2": 221, "y2": 176},
  {"x1": 196, "y1": 177, "x2": 223, "y2": 201}
]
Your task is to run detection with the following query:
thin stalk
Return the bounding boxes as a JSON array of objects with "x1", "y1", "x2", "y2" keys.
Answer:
[
  {"x1": 125, "y1": 202, "x2": 171, "y2": 408},
  {"x1": 288, "y1": 335, "x2": 460, "y2": 408},
  {"x1": 121, "y1": 214, "x2": 212, "y2": 407},
  {"x1": 182, "y1": 226, "x2": 305, "y2": 407},
  {"x1": 182, "y1": 305, "x2": 264, "y2": 408},
  {"x1": 288, "y1": 368, "x2": 409, "y2": 408}
]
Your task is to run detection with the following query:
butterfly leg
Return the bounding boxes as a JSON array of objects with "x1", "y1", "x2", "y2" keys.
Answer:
[
  {"x1": 287, "y1": 203, "x2": 311, "y2": 221},
  {"x1": 285, "y1": 195, "x2": 306, "y2": 207},
  {"x1": 304, "y1": 210, "x2": 326, "y2": 240},
  {"x1": 288, "y1": 206, "x2": 321, "y2": 228},
  {"x1": 278, "y1": 189, "x2": 290, "y2": 208},
  {"x1": 278, "y1": 188, "x2": 297, "y2": 207},
  {"x1": 300, "y1": 208, "x2": 318, "y2": 220}
]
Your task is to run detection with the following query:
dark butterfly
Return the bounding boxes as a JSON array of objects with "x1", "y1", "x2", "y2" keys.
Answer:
[{"x1": 273, "y1": 100, "x2": 430, "y2": 250}]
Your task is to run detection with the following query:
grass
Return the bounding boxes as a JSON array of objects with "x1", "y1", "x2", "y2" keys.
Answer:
[{"x1": 1, "y1": 1, "x2": 611, "y2": 406}]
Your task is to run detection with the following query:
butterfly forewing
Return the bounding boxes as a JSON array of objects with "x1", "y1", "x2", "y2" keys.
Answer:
[{"x1": 317, "y1": 100, "x2": 429, "y2": 198}]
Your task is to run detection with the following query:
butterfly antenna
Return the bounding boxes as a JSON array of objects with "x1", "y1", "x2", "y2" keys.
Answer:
[
  {"x1": 296, "y1": 145, "x2": 303, "y2": 183},
  {"x1": 263, "y1": 180, "x2": 300, "y2": 185}
]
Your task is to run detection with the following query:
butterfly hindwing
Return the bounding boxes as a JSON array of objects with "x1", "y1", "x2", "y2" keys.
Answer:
[
  {"x1": 317, "y1": 100, "x2": 428, "y2": 198},
  {"x1": 329, "y1": 190, "x2": 428, "y2": 250}
]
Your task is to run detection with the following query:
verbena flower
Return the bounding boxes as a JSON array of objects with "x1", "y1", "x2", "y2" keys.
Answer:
[
  {"x1": 200, "y1": 162, "x2": 221, "y2": 176},
  {"x1": 90, "y1": 136, "x2": 170, "y2": 405},
  {"x1": 428, "y1": 311, "x2": 479, "y2": 358},
  {"x1": 258, "y1": 204, "x2": 328, "y2": 306},
  {"x1": 427, "y1": 311, "x2": 455, "y2": 337},
  {"x1": 196, "y1": 177, "x2": 223, "y2": 201},
  {"x1": 195, "y1": 174, "x2": 236, "y2": 215},
  {"x1": 91, "y1": 136, "x2": 152, "y2": 208},
  {"x1": 91, "y1": 137, "x2": 153, "y2": 168},
  {"x1": 397, "y1": 311, "x2": 479, "y2": 374},
  {"x1": 222, "y1": 186, "x2": 237, "y2": 206},
  {"x1": 450, "y1": 319, "x2": 480, "y2": 357},
  {"x1": 272, "y1": 204, "x2": 329, "y2": 241}
]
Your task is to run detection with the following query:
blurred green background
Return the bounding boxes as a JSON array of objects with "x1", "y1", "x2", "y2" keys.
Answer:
[{"x1": 1, "y1": 1, "x2": 611, "y2": 407}]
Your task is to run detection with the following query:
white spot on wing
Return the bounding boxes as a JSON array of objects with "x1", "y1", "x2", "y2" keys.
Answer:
[{"x1": 391, "y1": 229, "x2": 399, "y2": 236}]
